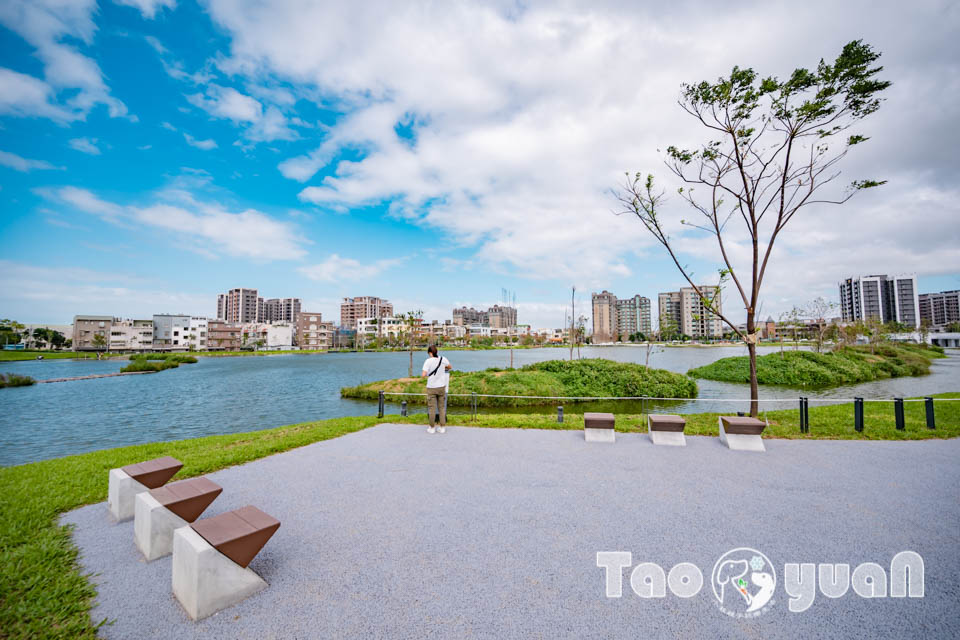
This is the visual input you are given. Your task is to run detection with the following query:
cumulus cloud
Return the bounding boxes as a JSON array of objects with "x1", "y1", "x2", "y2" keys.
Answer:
[
  {"x1": 299, "y1": 254, "x2": 406, "y2": 282},
  {"x1": 183, "y1": 133, "x2": 218, "y2": 150},
  {"x1": 114, "y1": 0, "x2": 176, "y2": 19},
  {"x1": 0, "y1": 150, "x2": 61, "y2": 172},
  {"x1": 202, "y1": 0, "x2": 959, "y2": 316},
  {"x1": 0, "y1": 0, "x2": 131, "y2": 121},
  {"x1": 39, "y1": 186, "x2": 308, "y2": 261},
  {"x1": 68, "y1": 137, "x2": 101, "y2": 155},
  {"x1": 0, "y1": 67, "x2": 75, "y2": 121},
  {"x1": 186, "y1": 83, "x2": 297, "y2": 142}
]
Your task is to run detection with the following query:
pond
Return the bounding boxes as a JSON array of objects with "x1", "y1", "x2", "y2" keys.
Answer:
[{"x1": 1, "y1": 345, "x2": 957, "y2": 466}]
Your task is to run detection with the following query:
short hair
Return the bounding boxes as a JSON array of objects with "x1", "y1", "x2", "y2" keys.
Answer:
[{"x1": 427, "y1": 344, "x2": 438, "y2": 357}]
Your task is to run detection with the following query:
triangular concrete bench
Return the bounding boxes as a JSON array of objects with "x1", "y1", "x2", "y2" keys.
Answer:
[
  {"x1": 718, "y1": 416, "x2": 767, "y2": 452},
  {"x1": 647, "y1": 414, "x2": 686, "y2": 446},
  {"x1": 584, "y1": 412, "x2": 615, "y2": 443},
  {"x1": 134, "y1": 477, "x2": 222, "y2": 561},
  {"x1": 108, "y1": 456, "x2": 183, "y2": 522},
  {"x1": 173, "y1": 506, "x2": 281, "y2": 620}
]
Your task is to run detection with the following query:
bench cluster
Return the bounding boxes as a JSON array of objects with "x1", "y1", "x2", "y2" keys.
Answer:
[
  {"x1": 107, "y1": 457, "x2": 281, "y2": 620},
  {"x1": 584, "y1": 412, "x2": 768, "y2": 451}
]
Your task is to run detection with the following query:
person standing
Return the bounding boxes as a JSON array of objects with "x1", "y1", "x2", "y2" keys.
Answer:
[{"x1": 421, "y1": 344, "x2": 452, "y2": 434}]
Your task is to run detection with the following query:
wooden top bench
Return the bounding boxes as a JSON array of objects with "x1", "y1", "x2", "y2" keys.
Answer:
[
  {"x1": 584, "y1": 412, "x2": 615, "y2": 429},
  {"x1": 648, "y1": 414, "x2": 686, "y2": 432},
  {"x1": 191, "y1": 506, "x2": 281, "y2": 568},
  {"x1": 720, "y1": 416, "x2": 766, "y2": 435},
  {"x1": 149, "y1": 477, "x2": 222, "y2": 523},
  {"x1": 121, "y1": 456, "x2": 183, "y2": 489}
]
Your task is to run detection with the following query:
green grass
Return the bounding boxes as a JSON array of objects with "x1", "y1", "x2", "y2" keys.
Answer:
[
  {"x1": 1, "y1": 394, "x2": 958, "y2": 638},
  {"x1": 341, "y1": 358, "x2": 699, "y2": 406},
  {"x1": 0, "y1": 373, "x2": 36, "y2": 387},
  {"x1": 688, "y1": 344, "x2": 945, "y2": 387},
  {"x1": 120, "y1": 353, "x2": 199, "y2": 373},
  {"x1": 0, "y1": 351, "x2": 107, "y2": 362}
]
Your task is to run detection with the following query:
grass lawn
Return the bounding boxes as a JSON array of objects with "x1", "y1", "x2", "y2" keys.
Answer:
[
  {"x1": 0, "y1": 351, "x2": 110, "y2": 362},
  {"x1": 1, "y1": 393, "x2": 957, "y2": 638}
]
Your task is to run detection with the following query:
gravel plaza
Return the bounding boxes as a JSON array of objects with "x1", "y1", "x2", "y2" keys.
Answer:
[{"x1": 63, "y1": 424, "x2": 960, "y2": 639}]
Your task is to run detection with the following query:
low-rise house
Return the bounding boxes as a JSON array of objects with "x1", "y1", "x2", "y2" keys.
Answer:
[
  {"x1": 297, "y1": 312, "x2": 335, "y2": 350},
  {"x1": 207, "y1": 320, "x2": 243, "y2": 350},
  {"x1": 74, "y1": 315, "x2": 113, "y2": 351}
]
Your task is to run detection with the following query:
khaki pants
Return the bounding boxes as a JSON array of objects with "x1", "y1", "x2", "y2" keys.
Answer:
[{"x1": 427, "y1": 386, "x2": 447, "y2": 427}]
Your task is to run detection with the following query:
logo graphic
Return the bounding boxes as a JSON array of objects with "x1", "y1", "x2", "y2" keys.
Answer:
[{"x1": 711, "y1": 547, "x2": 776, "y2": 617}]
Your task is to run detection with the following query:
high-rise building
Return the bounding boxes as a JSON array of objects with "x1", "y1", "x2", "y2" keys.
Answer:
[
  {"x1": 839, "y1": 274, "x2": 919, "y2": 328},
  {"x1": 657, "y1": 287, "x2": 723, "y2": 338},
  {"x1": 919, "y1": 290, "x2": 960, "y2": 328},
  {"x1": 487, "y1": 305, "x2": 518, "y2": 329},
  {"x1": 262, "y1": 298, "x2": 302, "y2": 324},
  {"x1": 216, "y1": 288, "x2": 260, "y2": 324},
  {"x1": 340, "y1": 296, "x2": 393, "y2": 330},
  {"x1": 453, "y1": 307, "x2": 488, "y2": 326},
  {"x1": 591, "y1": 291, "x2": 618, "y2": 343},
  {"x1": 615, "y1": 295, "x2": 652, "y2": 339}
]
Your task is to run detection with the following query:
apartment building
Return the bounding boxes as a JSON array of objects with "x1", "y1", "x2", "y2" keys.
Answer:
[
  {"x1": 591, "y1": 291, "x2": 618, "y2": 343},
  {"x1": 152, "y1": 314, "x2": 193, "y2": 350},
  {"x1": 657, "y1": 286, "x2": 723, "y2": 338},
  {"x1": 262, "y1": 297, "x2": 301, "y2": 324},
  {"x1": 839, "y1": 274, "x2": 920, "y2": 328},
  {"x1": 419, "y1": 320, "x2": 467, "y2": 342},
  {"x1": 216, "y1": 288, "x2": 261, "y2": 324},
  {"x1": 615, "y1": 294, "x2": 652, "y2": 339},
  {"x1": 207, "y1": 320, "x2": 243, "y2": 350},
  {"x1": 297, "y1": 312, "x2": 335, "y2": 350},
  {"x1": 487, "y1": 305, "x2": 518, "y2": 329},
  {"x1": 657, "y1": 291, "x2": 682, "y2": 336},
  {"x1": 109, "y1": 319, "x2": 154, "y2": 351},
  {"x1": 73, "y1": 315, "x2": 113, "y2": 351},
  {"x1": 919, "y1": 290, "x2": 960, "y2": 328},
  {"x1": 453, "y1": 306, "x2": 488, "y2": 326},
  {"x1": 355, "y1": 316, "x2": 408, "y2": 343},
  {"x1": 341, "y1": 296, "x2": 393, "y2": 330}
]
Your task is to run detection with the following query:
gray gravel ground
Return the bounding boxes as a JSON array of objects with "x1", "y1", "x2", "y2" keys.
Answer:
[{"x1": 62, "y1": 424, "x2": 960, "y2": 639}]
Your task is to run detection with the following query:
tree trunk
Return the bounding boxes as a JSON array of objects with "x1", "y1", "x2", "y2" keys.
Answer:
[{"x1": 747, "y1": 312, "x2": 759, "y2": 417}]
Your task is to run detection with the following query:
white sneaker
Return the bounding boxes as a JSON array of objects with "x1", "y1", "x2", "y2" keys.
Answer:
[
  {"x1": 438, "y1": 426, "x2": 446, "y2": 434},
  {"x1": 427, "y1": 427, "x2": 436, "y2": 434}
]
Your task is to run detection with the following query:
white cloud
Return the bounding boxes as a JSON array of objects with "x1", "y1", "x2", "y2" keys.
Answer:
[
  {"x1": 39, "y1": 186, "x2": 308, "y2": 261},
  {"x1": 204, "y1": 0, "x2": 960, "y2": 298},
  {"x1": 183, "y1": 133, "x2": 218, "y2": 150},
  {"x1": 68, "y1": 137, "x2": 101, "y2": 155},
  {"x1": 0, "y1": 150, "x2": 61, "y2": 172},
  {"x1": 299, "y1": 254, "x2": 405, "y2": 282},
  {"x1": 114, "y1": 0, "x2": 176, "y2": 19},
  {"x1": 186, "y1": 84, "x2": 297, "y2": 142},
  {"x1": 0, "y1": 67, "x2": 75, "y2": 121},
  {"x1": 0, "y1": 0, "x2": 130, "y2": 121}
]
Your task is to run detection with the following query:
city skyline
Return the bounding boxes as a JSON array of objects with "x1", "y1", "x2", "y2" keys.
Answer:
[{"x1": 2, "y1": 1, "x2": 959, "y2": 328}]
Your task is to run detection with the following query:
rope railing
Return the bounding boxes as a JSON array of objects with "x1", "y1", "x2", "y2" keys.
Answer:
[{"x1": 377, "y1": 391, "x2": 959, "y2": 403}]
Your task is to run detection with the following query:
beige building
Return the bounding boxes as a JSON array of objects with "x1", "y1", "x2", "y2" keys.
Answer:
[
  {"x1": 615, "y1": 294, "x2": 652, "y2": 339},
  {"x1": 487, "y1": 305, "x2": 518, "y2": 329},
  {"x1": 297, "y1": 312, "x2": 335, "y2": 350},
  {"x1": 657, "y1": 291, "x2": 682, "y2": 337},
  {"x1": 341, "y1": 296, "x2": 393, "y2": 330},
  {"x1": 109, "y1": 319, "x2": 154, "y2": 351},
  {"x1": 207, "y1": 320, "x2": 243, "y2": 350},
  {"x1": 262, "y1": 297, "x2": 301, "y2": 324},
  {"x1": 591, "y1": 291, "x2": 618, "y2": 343},
  {"x1": 658, "y1": 286, "x2": 724, "y2": 338},
  {"x1": 73, "y1": 315, "x2": 113, "y2": 351},
  {"x1": 217, "y1": 288, "x2": 261, "y2": 324}
]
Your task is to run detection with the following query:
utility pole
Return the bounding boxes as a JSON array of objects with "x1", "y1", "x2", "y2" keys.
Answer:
[{"x1": 569, "y1": 286, "x2": 575, "y2": 361}]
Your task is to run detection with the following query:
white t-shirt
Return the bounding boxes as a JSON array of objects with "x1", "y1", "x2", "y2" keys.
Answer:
[{"x1": 422, "y1": 356, "x2": 451, "y2": 389}]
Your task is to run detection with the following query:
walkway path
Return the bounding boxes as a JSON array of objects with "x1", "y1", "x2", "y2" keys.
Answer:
[{"x1": 63, "y1": 425, "x2": 960, "y2": 639}]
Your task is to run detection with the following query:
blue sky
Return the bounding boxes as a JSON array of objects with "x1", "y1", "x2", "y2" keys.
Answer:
[{"x1": 1, "y1": 0, "x2": 958, "y2": 327}]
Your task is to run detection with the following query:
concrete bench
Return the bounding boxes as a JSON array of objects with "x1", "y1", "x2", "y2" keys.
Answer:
[
  {"x1": 173, "y1": 506, "x2": 281, "y2": 620},
  {"x1": 108, "y1": 456, "x2": 183, "y2": 522},
  {"x1": 584, "y1": 412, "x2": 615, "y2": 443},
  {"x1": 134, "y1": 477, "x2": 222, "y2": 561},
  {"x1": 647, "y1": 414, "x2": 686, "y2": 446},
  {"x1": 718, "y1": 416, "x2": 767, "y2": 452}
]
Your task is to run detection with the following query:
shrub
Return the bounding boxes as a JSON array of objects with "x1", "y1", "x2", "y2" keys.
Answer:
[{"x1": 0, "y1": 373, "x2": 36, "y2": 388}]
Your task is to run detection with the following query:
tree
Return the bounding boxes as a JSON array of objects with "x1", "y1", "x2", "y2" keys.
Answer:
[
  {"x1": 948, "y1": 321, "x2": 960, "y2": 333},
  {"x1": 92, "y1": 333, "x2": 107, "y2": 351},
  {"x1": 399, "y1": 310, "x2": 423, "y2": 377},
  {"x1": 804, "y1": 297, "x2": 838, "y2": 353},
  {"x1": 616, "y1": 41, "x2": 890, "y2": 415},
  {"x1": 1, "y1": 319, "x2": 24, "y2": 346},
  {"x1": 658, "y1": 313, "x2": 679, "y2": 342}
]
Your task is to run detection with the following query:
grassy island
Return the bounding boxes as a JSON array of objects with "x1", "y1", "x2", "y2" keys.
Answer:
[
  {"x1": 688, "y1": 344, "x2": 945, "y2": 387},
  {"x1": 120, "y1": 353, "x2": 199, "y2": 373},
  {"x1": 341, "y1": 358, "x2": 698, "y2": 406}
]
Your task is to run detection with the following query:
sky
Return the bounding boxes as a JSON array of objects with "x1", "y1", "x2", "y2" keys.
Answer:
[{"x1": 1, "y1": 0, "x2": 958, "y2": 329}]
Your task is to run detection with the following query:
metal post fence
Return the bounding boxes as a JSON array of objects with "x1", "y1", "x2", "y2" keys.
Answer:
[
  {"x1": 377, "y1": 390, "x2": 384, "y2": 419},
  {"x1": 799, "y1": 398, "x2": 807, "y2": 433},
  {"x1": 925, "y1": 397, "x2": 936, "y2": 429},
  {"x1": 401, "y1": 400, "x2": 407, "y2": 417},
  {"x1": 854, "y1": 397, "x2": 864, "y2": 433},
  {"x1": 803, "y1": 397, "x2": 810, "y2": 433},
  {"x1": 557, "y1": 406, "x2": 563, "y2": 423},
  {"x1": 894, "y1": 398, "x2": 905, "y2": 430}
]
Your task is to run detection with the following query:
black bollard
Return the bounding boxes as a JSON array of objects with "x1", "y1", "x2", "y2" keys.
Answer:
[
  {"x1": 854, "y1": 397, "x2": 864, "y2": 433},
  {"x1": 401, "y1": 400, "x2": 407, "y2": 417},
  {"x1": 925, "y1": 397, "x2": 935, "y2": 429},
  {"x1": 803, "y1": 397, "x2": 810, "y2": 433},
  {"x1": 799, "y1": 398, "x2": 806, "y2": 433},
  {"x1": 894, "y1": 398, "x2": 905, "y2": 430},
  {"x1": 378, "y1": 390, "x2": 384, "y2": 418},
  {"x1": 557, "y1": 406, "x2": 564, "y2": 423},
  {"x1": 472, "y1": 392, "x2": 477, "y2": 422}
]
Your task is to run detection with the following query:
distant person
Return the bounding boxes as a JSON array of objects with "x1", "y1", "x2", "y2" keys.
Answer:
[{"x1": 421, "y1": 345, "x2": 452, "y2": 434}]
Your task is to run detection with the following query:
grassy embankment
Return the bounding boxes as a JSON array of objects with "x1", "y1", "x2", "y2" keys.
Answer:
[
  {"x1": 0, "y1": 373, "x2": 35, "y2": 387},
  {"x1": 120, "y1": 353, "x2": 198, "y2": 373},
  {"x1": 1, "y1": 392, "x2": 958, "y2": 638},
  {"x1": 0, "y1": 351, "x2": 114, "y2": 362},
  {"x1": 688, "y1": 344, "x2": 946, "y2": 386},
  {"x1": 341, "y1": 358, "x2": 699, "y2": 406}
]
